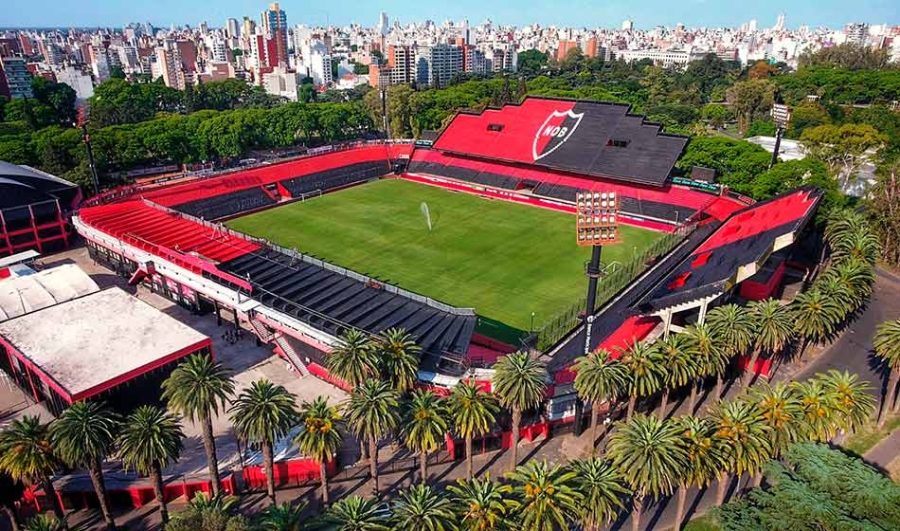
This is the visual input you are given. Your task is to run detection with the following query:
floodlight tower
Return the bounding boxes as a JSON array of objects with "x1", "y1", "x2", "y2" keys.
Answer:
[
  {"x1": 576, "y1": 191, "x2": 621, "y2": 355},
  {"x1": 75, "y1": 104, "x2": 100, "y2": 197},
  {"x1": 770, "y1": 103, "x2": 791, "y2": 169}
]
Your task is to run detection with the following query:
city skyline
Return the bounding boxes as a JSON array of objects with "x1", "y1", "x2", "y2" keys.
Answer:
[{"x1": 2, "y1": 0, "x2": 899, "y2": 30}]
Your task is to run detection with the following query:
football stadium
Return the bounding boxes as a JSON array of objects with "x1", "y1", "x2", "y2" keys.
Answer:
[{"x1": 70, "y1": 96, "x2": 822, "y2": 423}]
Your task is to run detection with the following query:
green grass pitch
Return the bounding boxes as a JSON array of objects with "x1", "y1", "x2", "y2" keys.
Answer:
[{"x1": 228, "y1": 179, "x2": 661, "y2": 336}]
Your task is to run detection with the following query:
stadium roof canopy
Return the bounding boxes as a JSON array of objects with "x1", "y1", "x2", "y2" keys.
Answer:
[
  {"x1": 0, "y1": 287, "x2": 209, "y2": 401},
  {"x1": 0, "y1": 161, "x2": 81, "y2": 210},
  {"x1": 433, "y1": 97, "x2": 688, "y2": 187},
  {"x1": 0, "y1": 264, "x2": 100, "y2": 321}
]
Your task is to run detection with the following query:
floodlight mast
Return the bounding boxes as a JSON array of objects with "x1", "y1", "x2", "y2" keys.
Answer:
[{"x1": 770, "y1": 104, "x2": 791, "y2": 169}]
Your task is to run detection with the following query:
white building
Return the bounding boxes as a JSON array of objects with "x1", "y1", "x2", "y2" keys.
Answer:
[
  {"x1": 263, "y1": 67, "x2": 299, "y2": 100},
  {"x1": 54, "y1": 64, "x2": 94, "y2": 101},
  {"x1": 308, "y1": 51, "x2": 332, "y2": 87},
  {"x1": 617, "y1": 48, "x2": 705, "y2": 68}
]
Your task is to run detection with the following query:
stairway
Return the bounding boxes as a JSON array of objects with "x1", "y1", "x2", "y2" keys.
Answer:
[{"x1": 273, "y1": 333, "x2": 310, "y2": 377}]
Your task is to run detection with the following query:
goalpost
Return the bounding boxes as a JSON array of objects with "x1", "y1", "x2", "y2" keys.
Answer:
[{"x1": 300, "y1": 189, "x2": 323, "y2": 202}]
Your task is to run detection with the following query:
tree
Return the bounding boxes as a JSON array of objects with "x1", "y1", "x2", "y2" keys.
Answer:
[
  {"x1": 295, "y1": 396, "x2": 344, "y2": 505},
  {"x1": 318, "y1": 495, "x2": 390, "y2": 531},
  {"x1": 23, "y1": 514, "x2": 63, "y2": 531},
  {"x1": 726, "y1": 79, "x2": 775, "y2": 134},
  {"x1": 569, "y1": 457, "x2": 628, "y2": 531},
  {"x1": 745, "y1": 299, "x2": 793, "y2": 386},
  {"x1": 326, "y1": 329, "x2": 378, "y2": 388},
  {"x1": 391, "y1": 484, "x2": 457, "y2": 531},
  {"x1": 867, "y1": 153, "x2": 900, "y2": 267},
  {"x1": 491, "y1": 351, "x2": 547, "y2": 472},
  {"x1": 656, "y1": 334, "x2": 698, "y2": 418},
  {"x1": 673, "y1": 416, "x2": 726, "y2": 530},
  {"x1": 786, "y1": 102, "x2": 831, "y2": 138},
  {"x1": 820, "y1": 370, "x2": 875, "y2": 437},
  {"x1": 572, "y1": 349, "x2": 627, "y2": 449},
  {"x1": 50, "y1": 401, "x2": 120, "y2": 530},
  {"x1": 257, "y1": 502, "x2": 309, "y2": 531},
  {"x1": 400, "y1": 390, "x2": 448, "y2": 483},
  {"x1": 344, "y1": 380, "x2": 400, "y2": 495},
  {"x1": 874, "y1": 318, "x2": 900, "y2": 426},
  {"x1": 789, "y1": 290, "x2": 843, "y2": 359},
  {"x1": 448, "y1": 381, "x2": 500, "y2": 480},
  {"x1": 162, "y1": 353, "x2": 234, "y2": 497},
  {"x1": 0, "y1": 472, "x2": 25, "y2": 531},
  {"x1": 229, "y1": 380, "x2": 298, "y2": 504},
  {"x1": 117, "y1": 406, "x2": 184, "y2": 524},
  {"x1": 800, "y1": 124, "x2": 886, "y2": 186},
  {"x1": 371, "y1": 328, "x2": 420, "y2": 393},
  {"x1": 749, "y1": 382, "x2": 804, "y2": 460},
  {"x1": 606, "y1": 414, "x2": 686, "y2": 531},
  {"x1": 708, "y1": 399, "x2": 772, "y2": 506},
  {"x1": 747, "y1": 61, "x2": 779, "y2": 80},
  {"x1": 517, "y1": 50, "x2": 550, "y2": 78},
  {"x1": 681, "y1": 324, "x2": 728, "y2": 411},
  {"x1": 506, "y1": 460, "x2": 579, "y2": 531},
  {"x1": 618, "y1": 341, "x2": 664, "y2": 421},
  {"x1": 448, "y1": 475, "x2": 515, "y2": 531},
  {"x1": 0, "y1": 416, "x2": 67, "y2": 529},
  {"x1": 791, "y1": 378, "x2": 838, "y2": 442},
  {"x1": 798, "y1": 43, "x2": 893, "y2": 70},
  {"x1": 166, "y1": 492, "x2": 249, "y2": 531}
]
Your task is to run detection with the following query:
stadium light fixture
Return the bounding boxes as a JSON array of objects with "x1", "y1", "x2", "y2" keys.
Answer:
[{"x1": 769, "y1": 103, "x2": 791, "y2": 170}]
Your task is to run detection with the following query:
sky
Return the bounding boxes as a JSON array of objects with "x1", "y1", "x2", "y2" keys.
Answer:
[{"x1": 2, "y1": 0, "x2": 898, "y2": 30}]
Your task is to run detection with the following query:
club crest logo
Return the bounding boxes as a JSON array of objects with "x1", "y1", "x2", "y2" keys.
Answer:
[{"x1": 532, "y1": 109, "x2": 585, "y2": 161}]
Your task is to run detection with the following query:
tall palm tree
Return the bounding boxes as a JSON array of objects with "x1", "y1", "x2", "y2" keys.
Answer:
[
  {"x1": 447, "y1": 381, "x2": 500, "y2": 480},
  {"x1": 569, "y1": 457, "x2": 629, "y2": 531},
  {"x1": 745, "y1": 299, "x2": 793, "y2": 386},
  {"x1": 161, "y1": 352, "x2": 234, "y2": 497},
  {"x1": 572, "y1": 349, "x2": 627, "y2": 450},
  {"x1": 681, "y1": 324, "x2": 728, "y2": 412},
  {"x1": 824, "y1": 208, "x2": 869, "y2": 249},
  {"x1": 372, "y1": 328, "x2": 421, "y2": 393},
  {"x1": 0, "y1": 416, "x2": 67, "y2": 529},
  {"x1": 344, "y1": 379, "x2": 400, "y2": 495},
  {"x1": 391, "y1": 484, "x2": 457, "y2": 531},
  {"x1": 229, "y1": 379, "x2": 298, "y2": 504},
  {"x1": 706, "y1": 304, "x2": 755, "y2": 396},
  {"x1": 295, "y1": 396, "x2": 344, "y2": 506},
  {"x1": 50, "y1": 401, "x2": 120, "y2": 530},
  {"x1": 656, "y1": 334, "x2": 698, "y2": 419},
  {"x1": 707, "y1": 399, "x2": 772, "y2": 506},
  {"x1": 791, "y1": 378, "x2": 837, "y2": 442},
  {"x1": 750, "y1": 382, "x2": 804, "y2": 460},
  {"x1": 491, "y1": 351, "x2": 547, "y2": 472},
  {"x1": 790, "y1": 289, "x2": 843, "y2": 360},
  {"x1": 827, "y1": 258, "x2": 875, "y2": 310},
  {"x1": 672, "y1": 416, "x2": 725, "y2": 531},
  {"x1": 447, "y1": 475, "x2": 514, "y2": 531},
  {"x1": 874, "y1": 318, "x2": 900, "y2": 426},
  {"x1": 258, "y1": 501, "x2": 309, "y2": 531},
  {"x1": 401, "y1": 390, "x2": 448, "y2": 483},
  {"x1": 606, "y1": 414, "x2": 686, "y2": 531},
  {"x1": 815, "y1": 273, "x2": 855, "y2": 314},
  {"x1": 506, "y1": 460, "x2": 580, "y2": 531},
  {"x1": 821, "y1": 370, "x2": 875, "y2": 437},
  {"x1": 319, "y1": 496, "x2": 390, "y2": 531},
  {"x1": 327, "y1": 329, "x2": 378, "y2": 388},
  {"x1": 117, "y1": 406, "x2": 184, "y2": 524},
  {"x1": 618, "y1": 341, "x2": 664, "y2": 421}
]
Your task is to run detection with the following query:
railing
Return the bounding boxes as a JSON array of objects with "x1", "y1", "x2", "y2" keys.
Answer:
[{"x1": 526, "y1": 220, "x2": 697, "y2": 351}]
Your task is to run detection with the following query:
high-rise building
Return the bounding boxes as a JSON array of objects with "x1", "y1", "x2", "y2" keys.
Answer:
[
  {"x1": 622, "y1": 19, "x2": 634, "y2": 31},
  {"x1": 0, "y1": 56, "x2": 32, "y2": 98},
  {"x1": 308, "y1": 50, "x2": 332, "y2": 87},
  {"x1": 774, "y1": 13, "x2": 786, "y2": 31},
  {"x1": 556, "y1": 39, "x2": 579, "y2": 61},
  {"x1": 846, "y1": 23, "x2": 869, "y2": 45},
  {"x1": 378, "y1": 12, "x2": 389, "y2": 37},
  {"x1": 261, "y1": 2, "x2": 289, "y2": 67},
  {"x1": 262, "y1": 66, "x2": 298, "y2": 100},
  {"x1": 54, "y1": 64, "x2": 94, "y2": 100},
  {"x1": 87, "y1": 44, "x2": 111, "y2": 82},
  {"x1": 416, "y1": 44, "x2": 463, "y2": 87},
  {"x1": 226, "y1": 18, "x2": 240, "y2": 39},
  {"x1": 389, "y1": 45, "x2": 417, "y2": 85},
  {"x1": 156, "y1": 46, "x2": 185, "y2": 89},
  {"x1": 242, "y1": 17, "x2": 257, "y2": 40},
  {"x1": 464, "y1": 46, "x2": 486, "y2": 74}
]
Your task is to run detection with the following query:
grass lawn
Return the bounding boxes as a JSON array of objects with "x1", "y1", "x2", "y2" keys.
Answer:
[
  {"x1": 228, "y1": 179, "x2": 660, "y2": 334},
  {"x1": 843, "y1": 412, "x2": 900, "y2": 455}
]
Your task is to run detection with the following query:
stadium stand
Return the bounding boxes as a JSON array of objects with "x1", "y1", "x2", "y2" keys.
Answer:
[
  {"x1": 432, "y1": 97, "x2": 687, "y2": 186},
  {"x1": 280, "y1": 160, "x2": 388, "y2": 198},
  {"x1": 175, "y1": 187, "x2": 277, "y2": 220}
]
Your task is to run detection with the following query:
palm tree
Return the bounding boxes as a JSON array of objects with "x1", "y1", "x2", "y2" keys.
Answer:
[
  {"x1": 824, "y1": 208, "x2": 868, "y2": 249},
  {"x1": 447, "y1": 475, "x2": 514, "y2": 531},
  {"x1": 618, "y1": 341, "x2": 664, "y2": 421},
  {"x1": 50, "y1": 401, "x2": 120, "y2": 530},
  {"x1": 491, "y1": 352, "x2": 547, "y2": 472},
  {"x1": 821, "y1": 370, "x2": 875, "y2": 438},
  {"x1": 24, "y1": 514, "x2": 63, "y2": 531},
  {"x1": 319, "y1": 495, "x2": 390, "y2": 531},
  {"x1": 706, "y1": 304, "x2": 755, "y2": 396},
  {"x1": 0, "y1": 416, "x2": 67, "y2": 529},
  {"x1": 344, "y1": 380, "x2": 400, "y2": 495},
  {"x1": 874, "y1": 318, "x2": 900, "y2": 426},
  {"x1": 391, "y1": 484, "x2": 457, "y2": 531},
  {"x1": 506, "y1": 460, "x2": 579, "y2": 531},
  {"x1": 606, "y1": 414, "x2": 686, "y2": 531},
  {"x1": 569, "y1": 457, "x2": 629, "y2": 531},
  {"x1": 447, "y1": 381, "x2": 500, "y2": 480},
  {"x1": 401, "y1": 390, "x2": 448, "y2": 483},
  {"x1": 117, "y1": 406, "x2": 184, "y2": 524},
  {"x1": 258, "y1": 502, "x2": 309, "y2": 531},
  {"x1": 572, "y1": 349, "x2": 627, "y2": 450},
  {"x1": 656, "y1": 334, "x2": 698, "y2": 419},
  {"x1": 707, "y1": 399, "x2": 772, "y2": 506},
  {"x1": 672, "y1": 416, "x2": 725, "y2": 531},
  {"x1": 827, "y1": 258, "x2": 875, "y2": 310},
  {"x1": 791, "y1": 378, "x2": 837, "y2": 442},
  {"x1": 229, "y1": 379, "x2": 298, "y2": 504},
  {"x1": 161, "y1": 352, "x2": 234, "y2": 497},
  {"x1": 681, "y1": 324, "x2": 728, "y2": 412},
  {"x1": 372, "y1": 328, "x2": 421, "y2": 393},
  {"x1": 327, "y1": 329, "x2": 378, "y2": 388},
  {"x1": 815, "y1": 273, "x2": 855, "y2": 315},
  {"x1": 750, "y1": 382, "x2": 804, "y2": 460},
  {"x1": 295, "y1": 396, "x2": 344, "y2": 505},
  {"x1": 745, "y1": 299, "x2": 793, "y2": 386},
  {"x1": 790, "y1": 289, "x2": 843, "y2": 360}
]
